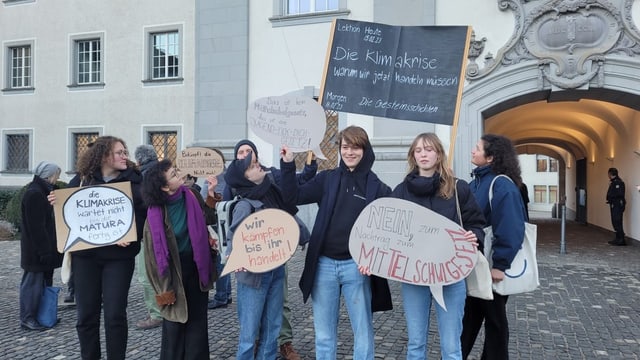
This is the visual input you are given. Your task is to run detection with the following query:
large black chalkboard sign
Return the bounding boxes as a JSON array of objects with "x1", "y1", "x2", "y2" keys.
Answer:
[{"x1": 320, "y1": 19, "x2": 470, "y2": 125}]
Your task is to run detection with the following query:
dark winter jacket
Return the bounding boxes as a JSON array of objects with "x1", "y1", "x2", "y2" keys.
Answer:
[
  {"x1": 606, "y1": 176, "x2": 626, "y2": 211},
  {"x1": 470, "y1": 165, "x2": 526, "y2": 272},
  {"x1": 280, "y1": 146, "x2": 393, "y2": 312},
  {"x1": 67, "y1": 166, "x2": 146, "y2": 260},
  {"x1": 391, "y1": 171, "x2": 485, "y2": 249},
  {"x1": 20, "y1": 175, "x2": 63, "y2": 272}
]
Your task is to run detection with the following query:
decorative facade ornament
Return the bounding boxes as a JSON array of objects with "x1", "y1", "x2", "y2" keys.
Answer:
[{"x1": 466, "y1": 0, "x2": 640, "y2": 89}]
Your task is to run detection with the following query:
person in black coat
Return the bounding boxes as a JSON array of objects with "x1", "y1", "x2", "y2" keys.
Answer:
[
  {"x1": 606, "y1": 167, "x2": 626, "y2": 245},
  {"x1": 20, "y1": 161, "x2": 63, "y2": 331},
  {"x1": 280, "y1": 126, "x2": 392, "y2": 360},
  {"x1": 51, "y1": 136, "x2": 147, "y2": 359}
]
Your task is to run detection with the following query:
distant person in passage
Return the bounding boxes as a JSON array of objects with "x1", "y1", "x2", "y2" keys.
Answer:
[{"x1": 606, "y1": 167, "x2": 626, "y2": 246}]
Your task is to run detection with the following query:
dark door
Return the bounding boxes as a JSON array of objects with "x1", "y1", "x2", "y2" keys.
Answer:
[{"x1": 575, "y1": 159, "x2": 587, "y2": 224}]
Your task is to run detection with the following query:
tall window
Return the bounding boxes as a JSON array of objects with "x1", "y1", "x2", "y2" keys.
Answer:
[
  {"x1": 10, "y1": 45, "x2": 32, "y2": 88},
  {"x1": 151, "y1": 31, "x2": 179, "y2": 79},
  {"x1": 4, "y1": 133, "x2": 30, "y2": 172},
  {"x1": 548, "y1": 185, "x2": 558, "y2": 203},
  {"x1": 534, "y1": 185, "x2": 547, "y2": 203},
  {"x1": 549, "y1": 158, "x2": 558, "y2": 172},
  {"x1": 286, "y1": 0, "x2": 338, "y2": 14},
  {"x1": 148, "y1": 131, "x2": 178, "y2": 162},
  {"x1": 72, "y1": 132, "x2": 99, "y2": 170},
  {"x1": 77, "y1": 39, "x2": 101, "y2": 84},
  {"x1": 536, "y1": 155, "x2": 547, "y2": 172}
]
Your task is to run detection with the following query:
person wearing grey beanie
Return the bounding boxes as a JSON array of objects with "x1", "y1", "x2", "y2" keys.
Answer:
[
  {"x1": 134, "y1": 145, "x2": 159, "y2": 176},
  {"x1": 20, "y1": 161, "x2": 63, "y2": 330}
]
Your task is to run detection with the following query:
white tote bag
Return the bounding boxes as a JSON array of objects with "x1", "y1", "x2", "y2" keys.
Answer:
[
  {"x1": 455, "y1": 181, "x2": 493, "y2": 300},
  {"x1": 485, "y1": 175, "x2": 540, "y2": 295}
]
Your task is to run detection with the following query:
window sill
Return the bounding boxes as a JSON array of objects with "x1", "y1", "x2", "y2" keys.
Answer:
[
  {"x1": 0, "y1": 170, "x2": 30, "y2": 175},
  {"x1": 141, "y1": 77, "x2": 184, "y2": 86},
  {"x1": 269, "y1": 9, "x2": 351, "y2": 27},
  {"x1": 1, "y1": 87, "x2": 35, "y2": 94},
  {"x1": 67, "y1": 83, "x2": 105, "y2": 91}
]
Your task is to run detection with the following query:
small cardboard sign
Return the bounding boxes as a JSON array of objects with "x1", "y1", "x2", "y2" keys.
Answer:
[
  {"x1": 247, "y1": 95, "x2": 328, "y2": 159},
  {"x1": 54, "y1": 182, "x2": 137, "y2": 253},
  {"x1": 220, "y1": 208, "x2": 299, "y2": 277},
  {"x1": 175, "y1": 147, "x2": 225, "y2": 177},
  {"x1": 349, "y1": 197, "x2": 478, "y2": 310}
]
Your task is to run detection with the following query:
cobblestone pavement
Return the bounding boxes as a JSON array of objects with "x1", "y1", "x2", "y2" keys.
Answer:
[{"x1": 1, "y1": 218, "x2": 639, "y2": 359}]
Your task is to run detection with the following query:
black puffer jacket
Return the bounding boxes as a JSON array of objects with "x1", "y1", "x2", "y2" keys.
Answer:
[{"x1": 20, "y1": 175, "x2": 63, "y2": 272}]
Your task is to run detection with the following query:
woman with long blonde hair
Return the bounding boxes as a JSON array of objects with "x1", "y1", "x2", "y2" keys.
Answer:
[{"x1": 392, "y1": 133, "x2": 485, "y2": 360}]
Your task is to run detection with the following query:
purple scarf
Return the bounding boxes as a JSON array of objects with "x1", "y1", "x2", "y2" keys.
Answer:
[{"x1": 147, "y1": 185, "x2": 211, "y2": 287}]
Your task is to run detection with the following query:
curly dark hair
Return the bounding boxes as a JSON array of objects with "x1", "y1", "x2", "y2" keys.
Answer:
[
  {"x1": 481, "y1": 134, "x2": 523, "y2": 187},
  {"x1": 141, "y1": 159, "x2": 174, "y2": 206},
  {"x1": 76, "y1": 136, "x2": 135, "y2": 181}
]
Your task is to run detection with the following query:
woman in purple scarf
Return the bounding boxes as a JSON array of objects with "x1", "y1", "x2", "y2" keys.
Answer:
[{"x1": 141, "y1": 159, "x2": 217, "y2": 360}]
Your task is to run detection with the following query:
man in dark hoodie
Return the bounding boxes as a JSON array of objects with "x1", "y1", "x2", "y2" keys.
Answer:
[{"x1": 280, "y1": 126, "x2": 392, "y2": 360}]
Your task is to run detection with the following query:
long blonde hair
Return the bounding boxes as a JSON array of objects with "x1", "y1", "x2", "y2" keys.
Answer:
[{"x1": 406, "y1": 133, "x2": 455, "y2": 199}]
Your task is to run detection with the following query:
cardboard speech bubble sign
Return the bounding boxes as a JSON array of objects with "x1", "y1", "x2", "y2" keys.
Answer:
[
  {"x1": 349, "y1": 197, "x2": 478, "y2": 311},
  {"x1": 247, "y1": 95, "x2": 328, "y2": 159},
  {"x1": 175, "y1": 147, "x2": 225, "y2": 177},
  {"x1": 220, "y1": 208, "x2": 299, "y2": 277},
  {"x1": 54, "y1": 182, "x2": 137, "y2": 253}
]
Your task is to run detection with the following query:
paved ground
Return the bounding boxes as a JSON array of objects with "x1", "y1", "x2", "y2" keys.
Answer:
[{"x1": 1, "y1": 217, "x2": 639, "y2": 359}]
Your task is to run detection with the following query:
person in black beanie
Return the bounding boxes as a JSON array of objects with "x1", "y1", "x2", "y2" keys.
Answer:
[{"x1": 224, "y1": 151, "x2": 297, "y2": 360}]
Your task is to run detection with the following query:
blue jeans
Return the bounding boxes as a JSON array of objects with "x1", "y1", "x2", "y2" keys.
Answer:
[
  {"x1": 402, "y1": 280, "x2": 466, "y2": 360},
  {"x1": 236, "y1": 266, "x2": 284, "y2": 360},
  {"x1": 311, "y1": 256, "x2": 373, "y2": 360},
  {"x1": 213, "y1": 254, "x2": 232, "y2": 303}
]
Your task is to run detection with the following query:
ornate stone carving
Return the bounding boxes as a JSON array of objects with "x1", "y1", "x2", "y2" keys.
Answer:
[{"x1": 466, "y1": 0, "x2": 640, "y2": 89}]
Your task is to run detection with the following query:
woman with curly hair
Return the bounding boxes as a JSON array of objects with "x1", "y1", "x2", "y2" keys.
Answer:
[
  {"x1": 461, "y1": 134, "x2": 527, "y2": 360},
  {"x1": 57, "y1": 135, "x2": 147, "y2": 359},
  {"x1": 391, "y1": 133, "x2": 485, "y2": 359},
  {"x1": 141, "y1": 159, "x2": 216, "y2": 359}
]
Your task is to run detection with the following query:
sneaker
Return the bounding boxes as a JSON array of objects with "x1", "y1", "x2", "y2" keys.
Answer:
[
  {"x1": 21, "y1": 320, "x2": 46, "y2": 331},
  {"x1": 136, "y1": 316, "x2": 162, "y2": 330},
  {"x1": 227, "y1": 297, "x2": 232, "y2": 304},
  {"x1": 207, "y1": 300, "x2": 228, "y2": 310},
  {"x1": 279, "y1": 342, "x2": 301, "y2": 360},
  {"x1": 63, "y1": 294, "x2": 75, "y2": 303}
]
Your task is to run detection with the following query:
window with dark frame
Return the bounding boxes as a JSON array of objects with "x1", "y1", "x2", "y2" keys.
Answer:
[
  {"x1": 73, "y1": 132, "x2": 99, "y2": 170},
  {"x1": 148, "y1": 131, "x2": 178, "y2": 163},
  {"x1": 5, "y1": 133, "x2": 30, "y2": 172}
]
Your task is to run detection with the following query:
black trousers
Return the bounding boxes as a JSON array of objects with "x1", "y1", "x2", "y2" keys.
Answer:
[
  {"x1": 610, "y1": 205, "x2": 625, "y2": 240},
  {"x1": 73, "y1": 256, "x2": 135, "y2": 360},
  {"x1": 461, "y1": 293, "x2": 510, "y2": 360},
  {"x1": 161, "y1": 256, "x2": 210, "y2": 360}
]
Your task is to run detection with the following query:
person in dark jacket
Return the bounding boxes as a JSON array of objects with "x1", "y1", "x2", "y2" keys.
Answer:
[
  {"x1": 19, "y1": 161, "x2": 63, "y2": 331},
  {"x1": 51, "y1": 136, "x2": 147, "y2": 359},
  {"x1": 461, "y1": 134, "x2": 527, "y2": 360},
  {"x1": 224, "y1": 151, "x2": 297, "y2": 360},
  {"x1": 391, "y1": 133, "x2": 485, "y2": 359},
  {"x1": 132, "y1": 144, "x2": 164, "y2": 329},
  {"x1": 280, "y1": 125, "x2": 392, "y2": 360},
  {"x1": 606, "y1": 167, "x2": 626, "y2": 246}
]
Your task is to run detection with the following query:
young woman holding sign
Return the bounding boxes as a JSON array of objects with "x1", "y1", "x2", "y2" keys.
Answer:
[
  {"x1": 141, "y1": 159, "x2": 217, "y2": 360},
  {"x1": 51, "y1": 136, "x2": 147, "y2": 359},
  {"x1": 223, "y1": 151, "x2": 298, "y2": 360},
  {"x1": 391, "y1": 133, "x2": 485, "y2": 360}
]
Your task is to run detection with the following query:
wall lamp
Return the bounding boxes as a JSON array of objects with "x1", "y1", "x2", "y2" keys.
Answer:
[
  {"x1": 605, "y1": 156, "x2": 614, "y2": 162},
  {"x1": 634, "y1": 149, "x2": 640, "y2": 156}
]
